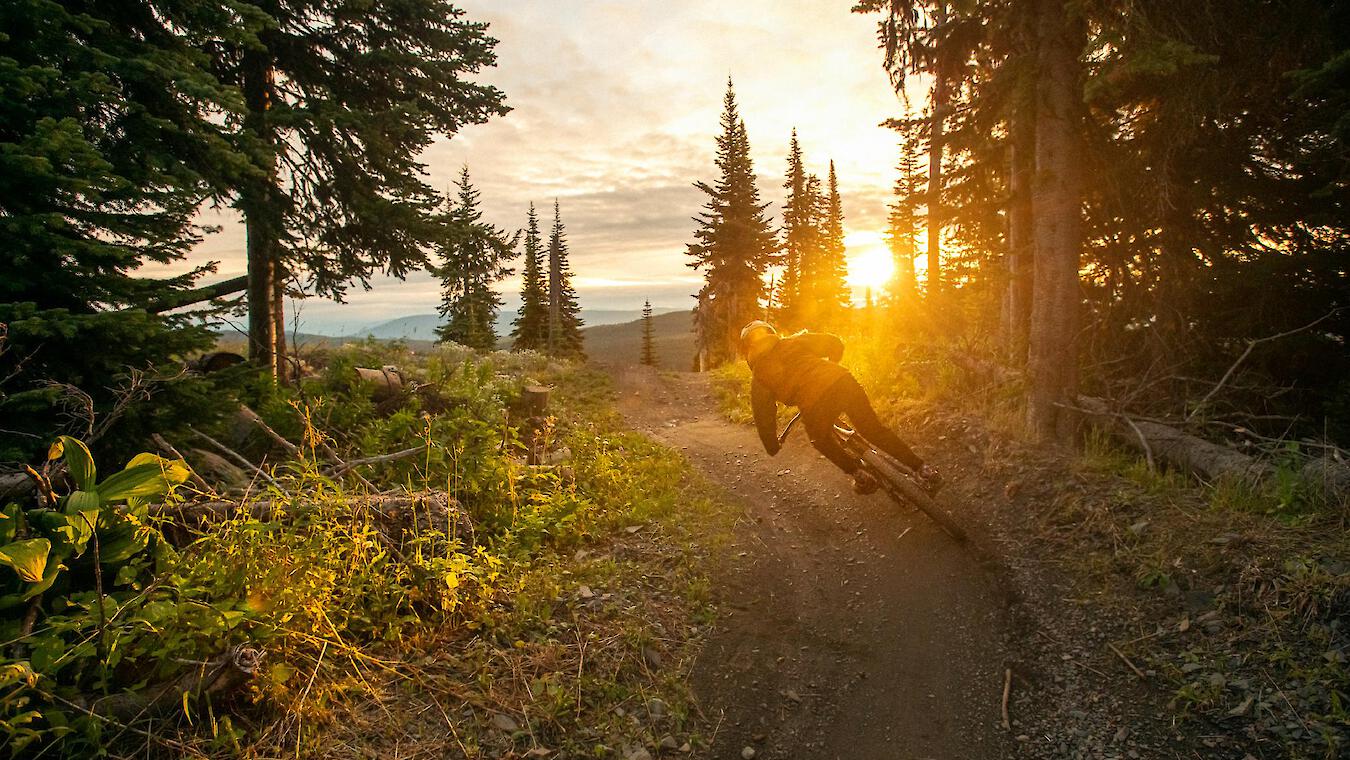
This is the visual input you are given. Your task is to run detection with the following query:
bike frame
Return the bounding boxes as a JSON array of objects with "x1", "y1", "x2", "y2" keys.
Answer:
[{"x1": 777, "y1": 412, "x2": 966, "y2": 542}]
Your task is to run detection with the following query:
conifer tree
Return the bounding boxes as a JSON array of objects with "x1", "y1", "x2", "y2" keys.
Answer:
[
  {"x1": 435, "y1": 167, "x2": 518, "y2": 350},
  {"x1": 819, "y1": 161, "x2": 852, "y2": 320},
  {"x1": 640, "y1": 300, "x2": 658, "y2": 367},
  {"x1": 886, "y1": 134, "x2": 925, "y2": 304},
  {"x1": 687, "y1": 79, "x2": 777, "y2": 365},
  {"x1": 546, "y1": 201, "x2": 585, "y2": 357},
  {"x1": 777, "y1": 129, "x2": 811, "y2": 326},
  {"x1": 797, "y1": 172, "x2": 827, "y2": 325},
  {"x1": 218, "y1": 0, "x2": 509, "y2": 376},
  {"x1": 0, "y1": 0, "x2": 244, "y2": 458},
  {"x1": 512, "y1": 203, "x2": 549, "y2": 350}
]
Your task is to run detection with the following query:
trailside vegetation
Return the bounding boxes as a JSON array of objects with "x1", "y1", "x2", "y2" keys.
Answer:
[{"x1": 0, "y1": 343, "x2": 727, "y2": 756}]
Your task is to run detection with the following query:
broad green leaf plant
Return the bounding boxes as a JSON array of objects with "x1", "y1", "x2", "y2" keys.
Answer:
[
  {"x1": 0, "y1": 437, "x2": 188, "y2": 612},
  {"x1": 0, "y1": 437, "x2": 187, "y2": 755}
]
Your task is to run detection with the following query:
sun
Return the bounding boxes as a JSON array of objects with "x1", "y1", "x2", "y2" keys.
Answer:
[{"x1": 844, "y1": 231, "x2": 895, "y2": 291}]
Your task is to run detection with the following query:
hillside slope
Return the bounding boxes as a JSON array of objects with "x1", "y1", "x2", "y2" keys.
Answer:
[{"x1": 582, "y1": 310, "x2": 693, "y2": 369}]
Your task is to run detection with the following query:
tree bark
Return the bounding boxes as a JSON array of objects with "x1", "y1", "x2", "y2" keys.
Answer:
[
  {"x1": 1003, "y1": 18, "x2": 1036, "y2": 364},
  {"x1": 272, "y1": 262, "x2": 287, "y2": 380},
  {"x1": 1026, "y1": 0, "x2": 1086, "y2": 443},
  {"x1": 548, "y1": 242, "x2": 561, "y2": 354},
  {"x1": 926, "y1": 66, "x2": 948, "y2": 296},
  {"x1": 240, "y1": 45, "x2": 281, "y2": 378},
  {"x1": 245, "y1": 213, "x2": 275, "y2": 373},
  {"x1": 143, "y1": 275, "x2": 248, "y2": 314}
]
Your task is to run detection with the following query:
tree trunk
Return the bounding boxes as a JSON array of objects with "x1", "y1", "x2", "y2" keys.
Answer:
[
  {"x1": 926, "y1": 67, "x2": 948, "y2": 296},
  {"x1": 1152, "y1": 163, "x2": 1194, "y2": 358},
  {"x1": 272, "y1": 262, "x2": 287, "y2": 380},
  {"x1": 240, "y1": 46, "x2": 281, "y2": 378},
  {"x1": 1026, "y1": 0, "x2": 1085, "y2": 443},
  {"x1": 894, "y1": 252, "x2": 916, "y2": 303},
  {"x1": 1003, "y1": 66, "x2": 1035, "y2": 364},
  {"x1": 547, "y1": 246, "x2": 561, "y2": 354},
  {"x1": 245, "y1": 215, "x2": 275, "y2": 372}
]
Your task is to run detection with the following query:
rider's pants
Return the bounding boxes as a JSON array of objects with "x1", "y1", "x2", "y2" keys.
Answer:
[{"x1": 800, "y1": 375, "x2": 924, "y2": 474}]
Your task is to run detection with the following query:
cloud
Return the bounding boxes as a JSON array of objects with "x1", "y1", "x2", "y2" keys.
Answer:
[{"x1": 164, "y1": 1, "x2": 920, "y2": 329}]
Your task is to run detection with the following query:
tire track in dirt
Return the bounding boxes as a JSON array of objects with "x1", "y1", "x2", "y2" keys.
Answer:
[{"x1": 611, "y1": 367, "x2": 1016, "y2": 760}]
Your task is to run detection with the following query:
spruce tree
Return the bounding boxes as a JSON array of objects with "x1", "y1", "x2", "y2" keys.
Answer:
[
  {"x1": 435, "y1": 167, "x2": 518, "y2": 350},
  {"x1": 512, "y1": 203, "x2": 549, "y2": 351},
  {"x1": 546, "y1": 201, "x2": 585, "y2": 357},
  {"x1": 777, "y1": 129, "x2": 810, "y2": 327},
  {"x1": 687, "y1": 80, "x2": 777, "y2": 365},
  {"x1": 886, "y1": 134, "x2": 925, "y2": 303},
  {"x1": 640, "y1": 299, "x2": 658, "y2": 367},
  {"x1": 797, "y1": 172, "x2": 827, "y2": 325},
  {"x1": 819, "y1": 161, "x2": 851, "y2": 321},
  {"x1": 217, "y1": 0, "x2": 510, "y2": 375},
  {"x1": 0, "y1": 0, "x2": 243, "y2": 459}
]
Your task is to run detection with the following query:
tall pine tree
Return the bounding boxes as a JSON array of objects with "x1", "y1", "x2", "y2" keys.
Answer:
[
  {"x1": 435, "y1": 167, "x2": 518, "y2": 350},
  {"x1": 819, "y1": 161, "x2": 851, "y2": 321},
  {"x1": 777, "y1": 129, "x2": 810, "y2": 327},
  {"x1": 796, "y1": 172, "x2": 827, "y2": 325},
  {"x1": 687, "y1": 79, "x2": 777, "y2": 365},
  {"x1": 640, "y1": 300, "x2": 658, "y2": 367},
  {"x1": 511, "y1": 203, "x2": 549, "y2": 351},
  {"x1": 886, "y1": 134, "x2": 925, "y2": 304},
  {"x1": 546, "y1": 201, "x2": 585, "y2": 357},
  {"x1": 217, "y1": 0, "x2": 509, "y2": 376}
]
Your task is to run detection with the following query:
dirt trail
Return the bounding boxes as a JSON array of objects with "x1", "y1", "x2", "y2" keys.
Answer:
[{"x1": 612, "y1": 367, "x2": 1015, "y2": 759}]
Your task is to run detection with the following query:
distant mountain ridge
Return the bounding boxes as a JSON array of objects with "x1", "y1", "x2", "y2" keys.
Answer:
[
  {"x1": 580, "y1": 310, "x2": 694, "y2": 369},
  {"x1": 356, "y1": 307, "x2": 683, "y2": 341}
]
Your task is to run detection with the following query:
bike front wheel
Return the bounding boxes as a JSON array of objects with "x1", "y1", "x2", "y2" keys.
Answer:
[{"x1": 860, "y1": 449, "x2": 967, "y2": 543}]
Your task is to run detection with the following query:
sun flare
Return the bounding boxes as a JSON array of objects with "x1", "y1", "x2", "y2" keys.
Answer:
[{"x1": 845, "y1": 234, "x2": 895, "y2": 291}]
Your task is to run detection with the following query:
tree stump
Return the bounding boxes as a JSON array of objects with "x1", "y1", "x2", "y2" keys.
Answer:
[{"x1": 522, "y1": 385, "x2": 550, "y2": 416}]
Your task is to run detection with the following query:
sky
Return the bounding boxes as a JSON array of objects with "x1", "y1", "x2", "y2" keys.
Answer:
[{"x1": 174, "y1": 0, "x2": 922, "y2": 335}]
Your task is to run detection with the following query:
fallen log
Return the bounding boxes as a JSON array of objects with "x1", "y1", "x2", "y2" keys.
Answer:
[
  {"x1": 153, "y1": 491, "x2": 474, "y2": 545},
  {"x1": 0, "y1": 472, "x2": 31, "y2": 501},
  {"x1": 84, "y1": 644, "x2": 262, "y2": 721},
  {"x1": 328, "y1": 445, "x2": 426, "y2": 476},
  {"x1": 949, "y1": 350, "x2": 1349, "y2": 499},
  {"x1": 1073, "y1": 397, "x2": 1277, "y2": 484},
  {"x1": 354, "y1": 366, "x2": 404, "y2": 401}
]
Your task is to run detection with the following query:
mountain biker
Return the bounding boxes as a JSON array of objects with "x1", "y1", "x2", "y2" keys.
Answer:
[{"x1": 739, "y1": 320, "x2": 942, "y2": 496}]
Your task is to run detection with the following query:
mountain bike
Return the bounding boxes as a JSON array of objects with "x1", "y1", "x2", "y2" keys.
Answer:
[{"x1": 779, "y1": 413, "x2": 967, "y2": 543}]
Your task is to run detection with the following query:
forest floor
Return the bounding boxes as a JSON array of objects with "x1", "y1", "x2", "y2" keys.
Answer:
[{"x1": 610, "y1": 365, "x2": 1214, "y2": 760}]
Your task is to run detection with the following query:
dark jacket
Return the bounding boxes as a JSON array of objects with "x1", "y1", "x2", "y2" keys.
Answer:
[{"x1": 748, "y1": 332, "x2": 848, "y2": 455}]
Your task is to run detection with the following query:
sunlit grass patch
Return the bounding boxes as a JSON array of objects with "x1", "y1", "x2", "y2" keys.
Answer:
[{"x1": 0, "y1": 344, "x2": 734, "y2": 758}]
